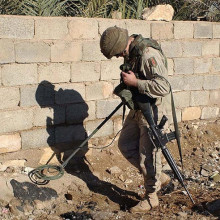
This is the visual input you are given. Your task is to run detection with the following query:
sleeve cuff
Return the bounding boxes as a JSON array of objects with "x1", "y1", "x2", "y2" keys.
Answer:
[{"x1": 137, "y1": 79, "x2": 148, "y2": 94}]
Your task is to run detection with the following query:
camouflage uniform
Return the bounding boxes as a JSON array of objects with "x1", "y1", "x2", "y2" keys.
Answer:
[{"x1": 118, "y1": 34, "x2": 171, "y2": 194}]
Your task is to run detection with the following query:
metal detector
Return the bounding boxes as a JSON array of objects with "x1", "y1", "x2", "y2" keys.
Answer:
[{"x1": 28, "y1": 102, "x2": 123, "y2": 184}]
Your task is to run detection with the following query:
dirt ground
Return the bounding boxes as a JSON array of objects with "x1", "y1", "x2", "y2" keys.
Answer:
[{"x1": 0, "y1": 118, "x2": 219, "y2": 220}]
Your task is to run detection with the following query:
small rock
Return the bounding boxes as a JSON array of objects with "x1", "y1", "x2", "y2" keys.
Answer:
[
  {"x1": 118, "y1": 174, "x2": 125, "y2": 182},
  {"x1": 2, "y1": 159, "x2": 26, "y2": 168},
  {"x1": 210, "y1": 173, "x2": 220, "y2": 183},
  {"x1": 206, "y1": 130, "x2": 214, "y2": 135},
  {"x1": 8, "y1": 198, "x2": 23, "y2": 216},
  {"x1": 200, "y1": 169, "x2": 209, "y2": 177},
  {"x1": 0, "y1": 163, "x2": 7, "y2": 172},
  {"x1": 177, "y1": 211, "x2": 187, "y2": 218},
  {"x1": 124, "y1": 179, "x2": 133, "y2": 184},
  {"x1": 106, "y1": 166, "x2": 122, "y2": 175},
  {"x1": 21, "y1": 167, "x2": 34, "y2": 175},
  {"x1": 162, "y1": 163, "x2": 172, "y2": 171},
  {"x1": 33, "y1": 200, "x2": 45, "y2": 210},
  {"x1": 142, "y1": 4, "x2": 174, "y2": 21},
  {"x1": 5, "y1": 167, "x2": 15, "y2": 173},
  {"x1": 0, "y1": 176, "x2": 14, "y2": 203},
  {"x1": 23, "y1": 202, "x2": 34, "y2": 215}
]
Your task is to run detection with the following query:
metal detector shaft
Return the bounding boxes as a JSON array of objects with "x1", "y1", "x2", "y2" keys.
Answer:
[{"x1": 61, "y1": 102, "x2": 124, "y2": 168}]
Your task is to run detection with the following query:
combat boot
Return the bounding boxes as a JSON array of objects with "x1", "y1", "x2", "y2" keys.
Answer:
[
  {"x1": 129, "y1": 192, "x2": 159, "y2": 213},
  {"x1": 160, "y1": 172, "x2": 171, "y2": 188}
]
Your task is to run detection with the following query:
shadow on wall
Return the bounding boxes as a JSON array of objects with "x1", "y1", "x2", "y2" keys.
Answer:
[
  {"x1": 35, "y1": 81, "x2": 140, "y2": 209},
  {"x1": 35, "y1": 80, "x2": 89, "y2": 167}
]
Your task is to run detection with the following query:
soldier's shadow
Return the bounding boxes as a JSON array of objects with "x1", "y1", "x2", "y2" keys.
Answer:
[{"x1": 35, "y1": 81, "x2": 139, "y2": 210}]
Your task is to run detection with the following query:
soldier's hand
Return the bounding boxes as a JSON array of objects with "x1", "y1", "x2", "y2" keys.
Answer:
[{"x1": 121, "y1": 71, "x2": 138, "y2": 87}]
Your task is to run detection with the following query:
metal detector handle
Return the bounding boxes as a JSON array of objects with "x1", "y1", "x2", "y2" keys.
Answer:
[
  {"x1": 136, "y1": 100, "x2": 195, "y2": 204},
  {"x1": 61, "y1": 102, "x2": 124, "y2": 168}
]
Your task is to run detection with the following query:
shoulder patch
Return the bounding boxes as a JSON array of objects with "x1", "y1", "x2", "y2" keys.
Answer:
[{"x1": 148, "y1": 57, "x2": 157, "y2": 67}]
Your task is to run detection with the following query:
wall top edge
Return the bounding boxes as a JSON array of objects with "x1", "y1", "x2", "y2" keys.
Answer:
[{"x1": 0, "y1": 14, "x2": 219, "y2": 24}]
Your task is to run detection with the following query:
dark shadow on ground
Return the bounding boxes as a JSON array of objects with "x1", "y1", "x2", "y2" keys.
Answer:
[{"x1": 10, "y1": 179, "x2": 58, "y2": 202}]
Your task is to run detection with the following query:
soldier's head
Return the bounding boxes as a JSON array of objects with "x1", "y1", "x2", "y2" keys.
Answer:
[{"x1": 100, "y1": 26, "x2": 129, "y2": 59}]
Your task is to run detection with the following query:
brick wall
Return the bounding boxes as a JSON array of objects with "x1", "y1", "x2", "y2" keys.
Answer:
[{"x1": 0, "y1": 15, "x2": 219, "y2": 154}]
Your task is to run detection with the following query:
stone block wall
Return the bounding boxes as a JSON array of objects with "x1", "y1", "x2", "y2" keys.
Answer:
[{"x1": 0, "y1": 15, "x2": 219, "y2": 154}]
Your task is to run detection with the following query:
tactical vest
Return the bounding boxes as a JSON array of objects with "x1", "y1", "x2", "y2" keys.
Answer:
[
  {"x1": 125, "y1": 34, "x2": 167, "y2": 76},
  {"x1": 114, "y1": 34, "x2": 168, "y2": 110}
]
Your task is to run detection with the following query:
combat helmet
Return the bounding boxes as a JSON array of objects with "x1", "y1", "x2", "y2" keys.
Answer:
[{"x1": 100, "y1": 26, "x2": 128, "y2": 59}]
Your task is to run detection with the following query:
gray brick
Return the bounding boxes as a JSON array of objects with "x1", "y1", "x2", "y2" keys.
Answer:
[
  {"x1": 183, "y1": 75, "x2": 204, "y2": 91},
  {"x1": 20, "y1": 86, "x2": 38, "y2": 107},
  {"x1": 194, "y1": 23, "x2": 213, "y2": 38},
  {"x1": 15, "y1": 42, "x2": 50, "y2": 63},
  {"x1": 126, "y1": 20, "x2": 151, "y2": 37},
  {"x1": 167, "y1": 59, "x2": 174, "y2": 75},
  {"x1": 0, "y1": 109, "x2": 33, "y2": 133},
  {"x1": 101, "y1": 60, "x2": 122, "y2": 80},
  {"x1": 33, "y1": 107, "x2": 53, "y2": 127},
  {"x1": 202, "y1": 41, "x2": 219, "y2": 56},
  {"x1": 213, "y1": 58, "x2": 220, "y2": 72},
  {"x1": 71, "y1": 62, "x2": 100, "y2": 82},
  {"x1": 182, "y1": 41, "x2": 202, "y2": 57},
  {"x1": 210, "y1": 90, "x2": 220, "y2": 105},
  {"x1": 0, "y1": 17, "x2": 34, "y2": 39},
  {"x1": 0, "y1": 67, "x2": 1, "y2": 85},
  {"x1": 190, "y1": 91, "x2": 209, "y2": 106},
  {"x1": 85, "y1": 82, "x2": 113, "y2": 101},
  {"x1": 173, "y1": 91, "x2": 190, "y2": 108},
  {"x1": 203, "y1": 75, "x2": 220, "y2": 90},
  {"x1": 0, "y1": 39, "x2": 15, "y2": 64},
  {"x1": 213, "y1": 24, "x2": 220, "y2": 38},
  {"x1": 51, "y1": 41, "x2": 82, "y2": 62},
  {"x1": 2, "y1": 64, "x2": 37, "y2": 86},
  {"x1": 201, "y1": 107, "x2": 219, "y2": 119},
  {"x1": 35, "y1": 18, "x2": 68, "y2": 39},
  {"x1": 0, "y1": 133, "x2": 21, "y2": 154},
  {"x1": 174, "y1": 22, "x2": 193, "y2": 39},
  {"x1": 39, "y1": 63, "x2": 70, "y2": 83},
  {"x1": 113, "y1": 117, "x2": 123, "y2": 134},
  {"x1": 69, "y1": 18, "x2": 98, "y2": 39},
  {"x1": 169, "y1": 76, "x2": 185, "y2": 91},
  {"x1": 161, "y1": 41, "x2": 182, "y2": 58},
  {"x1": 33, "y1": 106, "x2": 65, "y2": 127},
  {"x1": 21, "y1": 84, "x2": 55, "y2": 107},
  {"x1": 66, "y1": 102, "x2": 89, "y2": 124},
  {"x1": 83, "y1": 41, "x2": 105, "y2": 61},
  {"x1": 21, "y1": 128, "x2": 54, "y2": 149},
  {"x1": 0, "y1": 87, "x2": 19, "y2": 110},
  {"x1": 194, "y1": 58, "x2": 212, "y2": 74},
  {"x1": 98, "y1": 19, "x2": 126, "y2": 36},
  {"x1": 151, "y1": 22, "x2": 173, "y2": 40},
  {"x1": 182, "y1": 107, "x2": 201, "y2": 121},
  {"x1": 169, "y1": 75, "x2": 204, "y2": 91},
  {"x1": 174, "y1": 58, "x2": 194, "y2": 74},
  {"x1": 96, "y1": 99, "x2": 122, "y2": 119},
  {"x1": 55, "y1": 125, "x2": 86, "y2": 143},
  {"x1": 85, "y1": 119, "x2": 113, "y2": 138},
  {"x1": 55, "y1": 83, "x2": 85, "y2": 104},
  {"x1": 85, "y1": 101, "x2": 96, "y2": 121}
]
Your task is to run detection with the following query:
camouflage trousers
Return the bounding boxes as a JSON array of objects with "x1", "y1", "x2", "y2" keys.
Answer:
[{"x1": 118, "y1": 110, "x2": 162, "y2": 193}]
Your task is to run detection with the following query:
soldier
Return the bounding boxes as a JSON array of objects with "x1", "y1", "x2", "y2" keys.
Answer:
[{"x1": 100, "y1": 26, "x2": 171, "y2": 213}]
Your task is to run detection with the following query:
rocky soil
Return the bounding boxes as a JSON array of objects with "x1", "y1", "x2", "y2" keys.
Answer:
[{"x1": 0, "y1": 118, "x2": 219, "y2": 220}]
